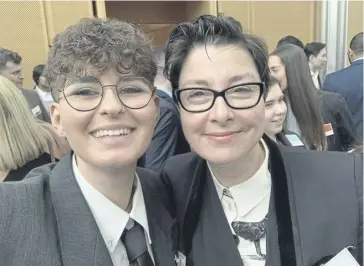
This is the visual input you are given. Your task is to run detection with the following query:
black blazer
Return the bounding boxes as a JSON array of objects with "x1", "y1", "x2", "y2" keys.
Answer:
[
  {"x1": 161, "y1": 136, "x2": 363, "y2": 266},
  {"x1": 138, "y1": 90, "x2": 190, "y2": 173},
  {"x1": 318, "y1": 90, "x2": 357, "y2": 151},
  {"x1": 0, "y1": 153, "x2": 178, "y2": 266},
  {"x1": 4, "y1": 153, "x2": 52, "y2": 182}
]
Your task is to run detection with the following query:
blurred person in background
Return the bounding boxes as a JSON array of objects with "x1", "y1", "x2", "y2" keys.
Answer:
[
  {"x1": 323, "y1": 32, "x2": 363, "y2": 140},
  {"x1": 276, "y1": 35, "x2": 304, "y2": 49},
  {"x1": 0, "y1": 48, "x2": 50, "y2": 122},
  {"x1": 304, "y1": 42, "x2": 327, "y2": 89},
  {"x1": 264, "y1": 75, "x2": 304, "y2": 148},
  {"x1": 269, "y1": 44, "x2": 357, "y2": 151},
  {"x1": 0, "y1": 76, "x2": 69, "y2": 182},
  {"x1": 33, "y1": 64, "x2": 53, "y2": 114},
  {"x1": 138, "y1": 46, "x2": 190, "y2": 172}
]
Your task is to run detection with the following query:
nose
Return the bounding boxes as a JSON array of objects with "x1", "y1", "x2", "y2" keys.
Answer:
[
  {"x1": 98, "y1": 86, "x2": 124, "y2": 116},
  {"x1": 209, "y1": 97, "x2": 233, "y2": 125}
]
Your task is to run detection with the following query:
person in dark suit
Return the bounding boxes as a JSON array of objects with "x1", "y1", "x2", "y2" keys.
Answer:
[
  {"x1": 304, "y1": 42, "x2": 327, "y2": 90},
  {"x1": 138, "y1": 47, "x2": 190, "y2": 172},
  {"x1": 0, "y1": 18, "x2": 177, "y2": 266},
  {"x1": 162, "y1": 15, "x2": 362, "y2": 266},
  {"x1": 0, "y1": 48, "x2": 50, "y2": 122},
  {"x1": 323, "y1": 32, "x2": 363, "y2": 140}
]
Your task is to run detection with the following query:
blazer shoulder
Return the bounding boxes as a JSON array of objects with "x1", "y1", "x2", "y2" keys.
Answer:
[
  {"x1": 0, "y1": 173, "x2": 51, "y2": 230},
  {"x1": 163, "y1": 152, "x2": 201, "y2": 177}
]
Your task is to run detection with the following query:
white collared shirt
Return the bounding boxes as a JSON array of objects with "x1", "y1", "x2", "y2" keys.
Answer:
[
  {"x1": 209, "y1": 140, "x2": 271, "y2": 266},
  {"x1": 35, "y1": 86, "x2": 53, "y2": 113},
  {"x1": 73, "y1": 155, "x2": 155, "y2": 266},
  {"x1": 311, "y1": 71, "x2": 321, "y2": 90},
  {"x1": 353, "y1": 56, "x2": 364, "y2": 63}
]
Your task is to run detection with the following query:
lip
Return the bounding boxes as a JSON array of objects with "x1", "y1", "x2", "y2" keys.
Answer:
[{"x1": 205, "y1": 130, "x2": 241, "y2": 144}]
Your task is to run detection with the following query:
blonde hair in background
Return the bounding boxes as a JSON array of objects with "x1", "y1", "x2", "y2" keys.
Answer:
[{"x1": 0, "y1": 76, "x2": 65, "y2": 171}]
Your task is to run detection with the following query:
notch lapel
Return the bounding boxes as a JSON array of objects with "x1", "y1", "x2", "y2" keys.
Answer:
[
  {"x1": 49, "y1": 153, "x2": 112, "y2": 266},
  {"x1": 138, "y1": 170, "x2": 178, "y2": 266}
]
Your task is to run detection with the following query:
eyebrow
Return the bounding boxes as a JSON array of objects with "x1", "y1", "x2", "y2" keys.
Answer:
[
  {"x1": 228, "y1": 73, "x2": 257, "y2": 83},
  {"x1": 180, "y1": 73, "x2": 258, "y2": 88}
]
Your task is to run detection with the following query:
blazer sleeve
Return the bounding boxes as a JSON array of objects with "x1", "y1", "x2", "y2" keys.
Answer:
[{"x1": 333, "y1": 94, "x2": 358, "y2": 150}]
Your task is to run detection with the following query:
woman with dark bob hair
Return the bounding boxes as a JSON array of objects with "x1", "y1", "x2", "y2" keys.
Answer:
[
  {"x1": 269, "y1": 44, "x2": 357, "y2": 152},
  {"x1": 162, "y1": 15, "x2": 362, "y2": 266}
]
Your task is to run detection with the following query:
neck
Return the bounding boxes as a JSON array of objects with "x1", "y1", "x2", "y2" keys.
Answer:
[
  {"x1": 209, "y1": 142, "x2": 265, "y2": 188},
  {"x1": 267, "y1": 133, "x2": 277, "y2": 142},
  {"x1": 309, "y1": 63, "x2": 318, "y2": 73},
  {"x1": 77, "y1": 157, "x2": 136, "y2": 211}
]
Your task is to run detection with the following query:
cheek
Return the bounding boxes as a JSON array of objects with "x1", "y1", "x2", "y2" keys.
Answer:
[
  {"x1": 265, "y1": 108, "x2": 273, "y2": 120},
  {"x1": 180, "y1": 111, "x2": 205, "y2": 139}
]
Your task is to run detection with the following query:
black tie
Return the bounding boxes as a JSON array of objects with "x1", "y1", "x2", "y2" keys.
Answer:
[{"x1": 121, "y1": 220, "x2": 154, "y2": 266}]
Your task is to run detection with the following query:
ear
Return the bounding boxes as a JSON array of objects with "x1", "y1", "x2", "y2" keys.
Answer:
[
  {"x1": 50, "y1": 102, "x2": 65, "y2": 137},
  {"x1": 309, "y1": 54, "x2": 315, "y2": 63},
  {"x1": 153, "y1": 95, "x2": 160, "y2": 123}
]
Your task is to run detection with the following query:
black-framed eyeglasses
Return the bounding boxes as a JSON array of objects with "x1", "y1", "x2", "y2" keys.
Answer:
[
  {"x1": 174, "y1": 82, "x2": 266, "y2": 113},
  {"x1": 59, "y1": 75, "x2": 156, "y2": 112}
]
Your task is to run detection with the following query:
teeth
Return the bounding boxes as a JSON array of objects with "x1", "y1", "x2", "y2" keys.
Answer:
[{"x1": 93, "y1": 128, "x2": 132, "y2": 138}]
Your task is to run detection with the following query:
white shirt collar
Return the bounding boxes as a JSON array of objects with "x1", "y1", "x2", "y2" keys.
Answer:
[
  {"x1": 209, "y1": 139, "x2": 271, "y2": 217},
  {"x1": 353, "y1": 57, "x2": 364, "y2": 63},
  {"x1": 72, "y1": 155, "x2": 152, "y2": 253},
  {"x1": 35, "y1": 86, "x2": 53, "y2": 101}
]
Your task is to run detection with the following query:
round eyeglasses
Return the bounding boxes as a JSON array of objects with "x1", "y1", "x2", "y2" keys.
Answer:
[
  {"x1": 59, "y1": 76, "x2": 155, "y2": 112},
  {"x1": 174, "y1": 82, "x2": 266, "y2": 113}
]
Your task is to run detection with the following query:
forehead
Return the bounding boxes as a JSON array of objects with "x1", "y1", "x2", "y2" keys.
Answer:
[
  {"x1": 268, "y1": 55, "x2": 283, "y2": 67},
  {"x1": 179, "y1": 45, "x2": 260, "y2": 87},
  {"x1": 266, "y1": 83, "x2": 283, "y2": 100}
]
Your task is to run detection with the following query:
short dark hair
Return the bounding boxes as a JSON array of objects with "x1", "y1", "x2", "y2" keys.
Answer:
[
  {"x1": 32, "y1": 64, "x2": 45, "y2": 85},
  {"x1": 304, "y1": 42, "x2": 326, "y2": 59},
  {"x1": 277, "y1": 36, "x2": 304, "y2": 49},
  {"x1": 0, "y1": 48, "x2": 22, "y2": 71},
  {"x1": 44, "y1": 18, "x2": 156, "y2": 101},
  {"x1": 350, "y1": 32, "x2": 363, "y2": 54},
  {"x1": 164, "y1": 15, "x2": 269, "y2": 100}
]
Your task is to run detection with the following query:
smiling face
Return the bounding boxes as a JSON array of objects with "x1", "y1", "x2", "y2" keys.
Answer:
[
  {"x1": 178, "y1": 44, "x2": 265, "y2": 165},
  {"x1": 50, "y1": 68, "x2": 159, "y2": 169},
  {"x1": 264, "y1": 83, "x2": 287, "y2": 138}
]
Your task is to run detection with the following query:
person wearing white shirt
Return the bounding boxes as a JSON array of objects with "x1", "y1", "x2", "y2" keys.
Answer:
[
  {"x1": 161, "y1": 15, "x2": 363, "y2": 266},
  {"x1": 304, "y1": 42, "x2": 327, "y2": 89},
  {"x1": 0, "y1": 18, "x2": 178, "y2": 266},
  {"x1": 32, "y1": 64, "x2": 53, "y2": 114}
]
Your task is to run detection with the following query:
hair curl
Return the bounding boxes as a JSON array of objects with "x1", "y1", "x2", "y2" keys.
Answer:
[{"x1": 44, "y1": 18, "x2": 157, "y2": 101}]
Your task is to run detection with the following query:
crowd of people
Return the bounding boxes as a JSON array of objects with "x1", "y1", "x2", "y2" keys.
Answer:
[{"x1": 0, "y1": 14, "x2": 362, "y2": 266}]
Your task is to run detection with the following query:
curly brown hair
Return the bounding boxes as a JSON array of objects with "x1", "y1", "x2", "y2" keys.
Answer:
[{"x1": 43, "y1": 18, "x2": 157, "y2": 101}]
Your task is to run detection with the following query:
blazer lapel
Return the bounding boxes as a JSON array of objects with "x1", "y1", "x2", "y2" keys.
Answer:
[
  {"x1": 184, "y1": 158, "x2": 243, "y2": 266},
  {"x1": 138, "y1": 171, "x2": 178, "y2": 266},
  {"x1": 49, "y1": 153, "x2": 112, "y2": 266},
  {"x1": 264, "y1": 135, "x2": 301, "y2": 265}
]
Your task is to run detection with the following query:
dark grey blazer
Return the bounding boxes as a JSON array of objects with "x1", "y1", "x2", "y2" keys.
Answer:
[
  {"x1": 161, "y1": 136, "x2": 363, "y2": 266},
  {"x1": 21, "y1": 88, "x2": 50, "y2": 122},
  {"x1": 0, "y1": 153, "x2": 178, "y2": 266}
]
